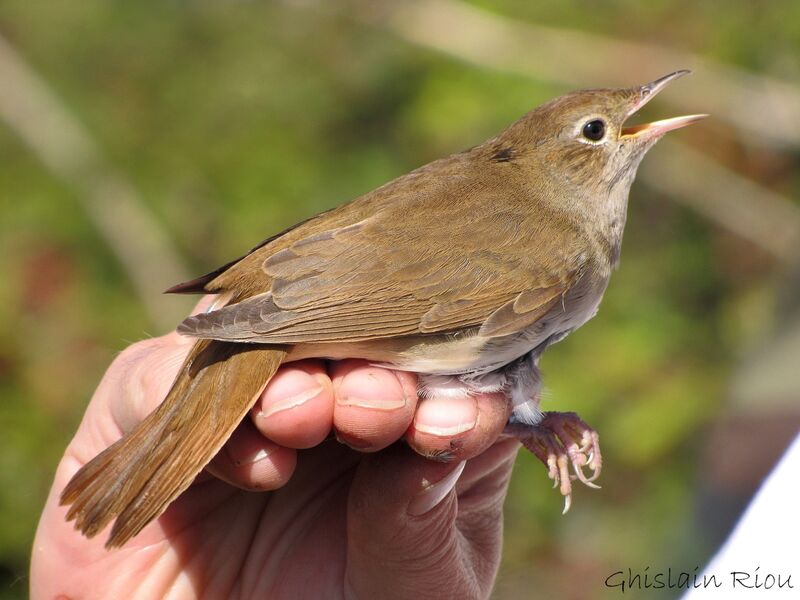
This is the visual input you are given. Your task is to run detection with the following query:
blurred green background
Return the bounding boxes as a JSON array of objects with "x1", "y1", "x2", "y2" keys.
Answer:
[{"x1": 1, "y1": 1, "x2": 799, "y2": 598}]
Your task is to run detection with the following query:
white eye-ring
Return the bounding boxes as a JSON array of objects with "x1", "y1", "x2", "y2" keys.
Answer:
[{"x1": 580, "y1": 119, "x2": 606, "y2": 144}]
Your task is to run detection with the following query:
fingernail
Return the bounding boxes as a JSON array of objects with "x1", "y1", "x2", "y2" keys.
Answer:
[
  {"x1": 259, "y1": 385, "x2": 324, "y2": 419},
  {"x1": 335, "y1": 430, "x2": 374, "y2": 450},
  {"x1": 336, "y1": 368, "x2": 407, "y2": 411},
  {"x1": 337, "y1": 395, "x2": 406, "y2": 410},
  {"x1": 413, "y1": 395, "x2": 477, "y2": 437},
  {"x1": 227, "y1": 445, "x2": 272, "y2": 467},
  {"x1": 407, "y1": 461, "x2": 466, "y2": 516}
]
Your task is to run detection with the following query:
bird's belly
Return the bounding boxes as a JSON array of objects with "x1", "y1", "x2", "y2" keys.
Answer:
[{"x1": 286, "y1": 331, "x2": 498, "y2": 374}]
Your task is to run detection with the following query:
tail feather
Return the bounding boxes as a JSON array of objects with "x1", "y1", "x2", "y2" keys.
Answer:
[{"x1": 60, "y1": 340, "x2": 287, "y2": 548}]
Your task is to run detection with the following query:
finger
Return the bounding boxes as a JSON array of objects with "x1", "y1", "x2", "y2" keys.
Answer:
[
  {"x1": 406, "y1": 392, "x2": 512, "y2": 462},
  {"x1": 251, "y1": 359, "x2": 334, "y2": 449},
  {"x1": 330, "y1": 360, "x2": 418, "y2": 452},
  {"x1": 107, "y1": 295, "x2": 258, "y2": 435},
  {"x1": 189, "y1": 295, "x2": 221, "y2": 316},
  {"x1": 345, "y1": 445, "x2": 502, "y2": 599},
  {"x1": 163, "y1": 294, "x2": 220, "y2": 346},
  {"x1": 454, "y1": 437, "x2": 519, "y2": 516},
  {"x1": 122, "y1": 295, "x2": 219, "y2": 418},
  {"x1": 78, "y1": 335, "x2": 190, "y2": 451},
  {"x1": 121, "y1": 340, "x2": 190, "y2": 416},
  {"x1": 207, "y1": 419, "x2": 297, "y2": 491}
]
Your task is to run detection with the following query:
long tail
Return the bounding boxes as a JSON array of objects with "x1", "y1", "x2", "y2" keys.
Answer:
[{"x1": 60, "y1": 340, "x2": 287, "y2": 548}]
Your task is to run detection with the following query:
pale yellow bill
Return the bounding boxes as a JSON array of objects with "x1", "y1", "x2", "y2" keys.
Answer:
[{"x1": 622, "y1": 114, "x2": 709, "y2": 138}]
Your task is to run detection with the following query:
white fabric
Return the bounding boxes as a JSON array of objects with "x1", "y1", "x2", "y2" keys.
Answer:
[{"x1": 681, "y1": 433, "x2": 800, "y2": 598}]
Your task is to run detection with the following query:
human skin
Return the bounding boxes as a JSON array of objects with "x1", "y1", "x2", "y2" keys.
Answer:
[{"x1": 31, "y1": 298, "x2": 521, "y2": 600}]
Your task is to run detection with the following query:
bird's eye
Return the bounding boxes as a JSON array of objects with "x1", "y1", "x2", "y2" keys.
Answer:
[{"x1": 582, "y1": 119, "x2": 606, "y2": 142}]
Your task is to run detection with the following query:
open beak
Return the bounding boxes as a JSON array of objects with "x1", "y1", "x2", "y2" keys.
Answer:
[{"x1": 621, "y1": 70, "x2": 708, "y2": 139}]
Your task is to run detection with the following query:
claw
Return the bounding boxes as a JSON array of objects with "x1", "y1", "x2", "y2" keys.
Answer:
[
  {"x1": 507, "y1": 411, "x2": 603, "y2": 513},
  {"x1": 583, "y1": 472, "x2": 600, "y2": 484},
  {"x1": 571, "y1": 460, "x2": 601, "y2": 488},
  {"x1": 562, "y1": 493, "x2": 572, "y2": 515}
]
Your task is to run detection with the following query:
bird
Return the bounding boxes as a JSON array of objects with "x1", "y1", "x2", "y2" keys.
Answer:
[{"x1": 61, "y1": 70, "x2": 706, "y2": 548}]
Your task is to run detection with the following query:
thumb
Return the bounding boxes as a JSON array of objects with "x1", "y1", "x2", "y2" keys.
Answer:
[{"x1": 345, "y1": 445, "x2": 480, "y2": 600}]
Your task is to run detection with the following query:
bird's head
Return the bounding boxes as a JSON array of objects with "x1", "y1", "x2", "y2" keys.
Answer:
[{"x1": 487, "y1": 70, "x2": 706, "y2": 197}]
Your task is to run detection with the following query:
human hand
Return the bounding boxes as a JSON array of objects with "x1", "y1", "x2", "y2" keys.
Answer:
[{"x1": 31, "y1": 298, "x2": 519, "y2": 600}]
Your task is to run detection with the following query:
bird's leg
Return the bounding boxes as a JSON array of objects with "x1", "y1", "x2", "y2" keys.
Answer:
[{"x1": 505, "y1": 411, "x2": 602, "y2": 513}]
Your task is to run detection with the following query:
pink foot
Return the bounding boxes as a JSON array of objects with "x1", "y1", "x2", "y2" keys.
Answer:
[{"x1": 506, "y1": 411, "x2": 602, "y2": 513}]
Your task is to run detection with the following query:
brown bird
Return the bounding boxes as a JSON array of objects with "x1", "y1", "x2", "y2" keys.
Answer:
[{"x1": 61, "y1": 70, "x2": 706, "y2": 548}]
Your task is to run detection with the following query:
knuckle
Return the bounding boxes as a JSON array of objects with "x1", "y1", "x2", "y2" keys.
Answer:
[
  {"x1": 111, "y1": 338, "x2": 162, "y2": 374},
  {"x1": 110, "y1": 340, "x2": 156, "y2": 378},
  {"x1": 110, "y1": 337, "x2": 178, "y2": 399}
]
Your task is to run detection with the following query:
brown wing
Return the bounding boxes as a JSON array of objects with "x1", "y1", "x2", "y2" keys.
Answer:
[{"x1": 177, "y1": 186, "x2": 580, "y2": 343}]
